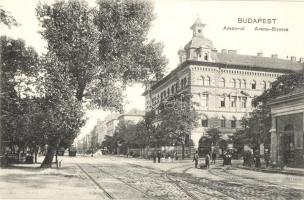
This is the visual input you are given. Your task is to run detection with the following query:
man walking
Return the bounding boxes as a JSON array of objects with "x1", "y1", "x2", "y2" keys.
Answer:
[
  {"x1": 205, "y1": 153, "x2": 210, "y2": 168},
  {"x1": 157, "y1": 151, "x2": 161, "y2": 163},
  {"x1": 212, "y1": 151, "x2": 216, "y2": 164},
  {"x1": 193, "y1": 151, "x2": 199, "y2": 168}
]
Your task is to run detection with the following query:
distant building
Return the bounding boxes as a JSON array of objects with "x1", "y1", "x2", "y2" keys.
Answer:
[
  {"x1": 269, "y1": 87, "x2": 304, "y2": 167},
  {"x1": 105, "y1": 114, "x2": 120, "y2": 137},
  {"x1": 117, "y1": 108, "x2": 145, "y2": 124},
  {"x1": 143, "y1": 17, "x2": 304, "y2": 152},
  {"x1": 104, "y1": 109, "x2": 145, "y2": 139},
  {"x1": 96, "y1": 120, "x2": 107, "y2": 145}
]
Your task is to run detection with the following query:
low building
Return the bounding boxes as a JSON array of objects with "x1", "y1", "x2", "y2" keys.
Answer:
[
  {"x1": 269, "y1": 87, "x2": 304, "y2": 167},
  {"x1": 117, "y1": 108, "x2": 145, "y2": 124}
]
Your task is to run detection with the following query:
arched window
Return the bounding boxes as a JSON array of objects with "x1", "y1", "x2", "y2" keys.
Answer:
[
  {"x1": 251, "y1": 80, "x2": 256, "y2": 89},
  {"x1": 200, "y1": 76, "x2": 205, "y2": 86},
  {"x1": 237, "y1": 79, "x2": 241, "y2": 88},
  {"x1": 231, "y1": 116, "x2": 237, "y2": 128},
  {"x1": 261, "y1": 81, "x2": 266, "y2": 90},
  {"x1": 220, "y1": 116, "x2": 226, "y2": 128},
  {"x1": 219, "y1": 78, "x2": 225, "y2": 87},
  {"x1": 232, "y1": 79, "x2": 236, "y2": 88},
  {"x1": 268, "y1": 81, "x2": 272, "y2": 89},
  {"x1": 201, "y1": 115, "x2": 208, "y2": 127},
  {"x1": 205, "y1": 76, "x2": 211, "y2": 86},
  {"x1": 171, "y1": 85, "x2": 174, "y2": 94},
  {"x1": 242, "y1": 79, "x2": 246, "y2": 89},
  {"x1": 204, "y1": 53, "x2": 208, "y2": 61},
  {"x1": 167, "y1": 88, "x2": 170, "y2": 96}
]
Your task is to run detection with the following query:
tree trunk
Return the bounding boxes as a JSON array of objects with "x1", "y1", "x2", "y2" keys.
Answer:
[
  {"x1": 40, "y1": 146, "x2": 55, "y2": 168},
  {"x1": 34, "y1": 146, "x2": 39, "y2": 163},
  {"x1": 182, "y1": 143, "x2": 185, "y2": 160}
]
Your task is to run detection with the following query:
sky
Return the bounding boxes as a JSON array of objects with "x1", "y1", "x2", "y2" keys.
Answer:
[{"x1": 1, "y1": 0, "x2": 304, "y2": 140}]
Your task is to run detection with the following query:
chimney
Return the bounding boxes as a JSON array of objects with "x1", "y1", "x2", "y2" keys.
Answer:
[
  {"x1": 228, "y1": 50, "x2": 237, "y2": 54},
  {"x1": 271, "y1": 54, "x2": 278, "y2": 59},
  {"x1": 257, "y1": 52, "x2": 263, "y2": 57},
  {"x1": 291, "y1": 56, "x2": 296, "y2": 62},
  {"x1": 221, "y1": 49, "x2": 227, "y2": 54},
  {"x1": 299, "y1": 57, "x2": 304, "y2": 63}
]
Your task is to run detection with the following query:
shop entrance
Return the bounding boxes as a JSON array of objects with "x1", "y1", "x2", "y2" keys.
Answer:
[{"x1": 280, "y1": 124, "x2": 295, "y2": 165}]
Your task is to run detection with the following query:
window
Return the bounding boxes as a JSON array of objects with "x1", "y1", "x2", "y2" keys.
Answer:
[
  {"x1": 219, "y1": 78, "x2": 225, "y2": 87},
  {"x1": 237, "y1": 79, "x2": 241, "y2": 88},
  {"x1": 205, "y1": 76, "x2": 210, "y2": 86},
  {"x1": 242, "y1": 79, "x2": 246, "y2": 89},
  {"x1": 251, "y1": 81, "x2": 256, "y2": 89},
  {"x1": 183, "y1": 77, "x2": 187, "y2": 87},
  {"x1": 231, "y1": 117, "x2": 236, "y2": 128},
  {"x1": 261, "y1": 81, "x2": 266, "y2": 90},
  {"x1": 220, "y1": 96, "x2": 225, "y2": 107},
  {"x1": 241, "y1": 97, "x2": 247, "y2": 108},
  {"x1": 167, "y1": 88, "x2": 170, "y2": 96},
  {"x1": 232, "y1": 79, "x2": 236, "y2": 88},
  {"x1": 201, "y1": 94, "x2": 208, "y2": 108},
  {"x1": 268, "y1": 81, "x2": 272, "y2": 89},
  {"x1": 181, "y1": 79, "x2": 184, "y2": 88},
  {"x1": 171, "y1": 85, "x2": 174, "y2": 94},
  {"x1": 200, "y1": 76, "x2": 205, "y2": 85},
  {"x1": 201, "y1": 115, "x2": 208, "y2": 127},
  {"x1": 231, "y1": 96, "x2": 237, "y2": 107},
  {"x1": 204, "y1": 53, "x2": 208, "y2": 61},
  {"x1": 221, "y1": 117, "x2": 226, "y2": 128}
]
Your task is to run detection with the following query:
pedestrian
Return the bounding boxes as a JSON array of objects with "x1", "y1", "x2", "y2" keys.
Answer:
[
  {"x1": 152, "y1": 151, "x2": 156, "y2": 163},
  {"x1": 212, "y1": 151, "x2": 216, "y2": 164},
  {"x1": 205, "y1": 153, "x2": 210, "y2": 168},
  {"x1": 174, "y1": 151, "x2": 178, "y2": 160},
  {"x1": 193, "y1": 151, "x2": 199, "y2": 168},
  {"x1": 157, "y1": 151, "x2": 161, "y2": 163},
  {"x1": 222, "y1": 151, "x2": 227, "y2": 166},
  {"x1": 264, "y1": 149, "x2": 270, "y2": 168}
]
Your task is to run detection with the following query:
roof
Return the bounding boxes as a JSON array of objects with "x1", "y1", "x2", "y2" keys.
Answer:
[
  {"x1": 190, "y1": 17, "x2": 206, "y2": 29},
  {"x1": 149, "y1": 59, "x2": 303, "y2": 92},
  {"x1": 269, "y1": 87, "x2": 304, "y2": 105},
  {"x1": 184, "y1": 36, "x2": 214, "y2": 49},
  {"x1": 216, "y1": 52, "x2": 304, "y2": 72}
]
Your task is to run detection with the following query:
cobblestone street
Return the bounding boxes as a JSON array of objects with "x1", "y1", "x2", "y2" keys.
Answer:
[{"x1": 2, "y1": 155, "x2": 303, "y2": 200}]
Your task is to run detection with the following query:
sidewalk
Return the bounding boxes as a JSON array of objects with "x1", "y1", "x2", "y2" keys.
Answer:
[
  {"x1": 232, "y1": 160, "x2": 304, "y2": 176},
  {"x1": 0, "y1": 159, "x2": 105, "y2": 200}
]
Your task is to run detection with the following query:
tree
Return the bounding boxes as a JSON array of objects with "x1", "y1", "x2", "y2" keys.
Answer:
[
  {"x1": 158, "y1": 94, "x2": 199, "y2": 159},
  {"x1": 233, "y1": 70, "x2": 304, "y2": 151},
  {"x1": 36, "y1": 0, "x2": 167, "y2": 105},
  {"x1": 36, "y1": 0, "x2": 167, "y2": 167},
  {"x1": 0, "y1": 36, "x2": 39, "y2": 156},
  {"x1": 0, "y1": 8, "x2": 19, "y2": 28}
]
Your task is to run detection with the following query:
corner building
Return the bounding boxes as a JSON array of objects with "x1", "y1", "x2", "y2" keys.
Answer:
[{"x1": 144, "y1": 17, "x2": 304, "y2": 152}]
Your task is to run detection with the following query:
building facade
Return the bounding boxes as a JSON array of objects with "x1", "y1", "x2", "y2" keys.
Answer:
[
  {"x1": 269, "y1": 88, "x2": 304, "y2": 167},
  {"x1": 143, "y1": 17, "x2": 304, "y2": 151}
]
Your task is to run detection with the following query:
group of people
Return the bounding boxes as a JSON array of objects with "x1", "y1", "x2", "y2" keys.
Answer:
[
  {"x1": 152, "y1": 151, "x2": 178, "y2": 163},
  {"x1": 193, "y1": 151, "x2": 217, "y2": 168},
  {"x1": 243, "y1": 150, "x2": 270, "y2": 168}
]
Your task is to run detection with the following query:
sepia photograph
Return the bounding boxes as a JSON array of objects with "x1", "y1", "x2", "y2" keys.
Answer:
[{"x1": 0, "y1": 0, "x2": 304, "y2": 199}]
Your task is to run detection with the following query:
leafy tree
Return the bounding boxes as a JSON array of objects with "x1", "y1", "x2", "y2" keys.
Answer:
[
  {"x1": 36, "y1": 0, "x2": 167, "y2": 106},
  {"x1": 158, "y1": 94, "x2": 199, "y2": 159},
  {"x1": 0, "y1": 36, "x2": 39, "y2": 156},
  {"x1": 0, "y1": 8, "x2": 19, "y2": 28},
  {"x1": 234, "y1": 70, "x2": 304, "y2": 151},
  {"x1": 36, "y1": 0, "x2": 167, "y2": 167}
]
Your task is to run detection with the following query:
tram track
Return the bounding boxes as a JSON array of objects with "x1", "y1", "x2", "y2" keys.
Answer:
[{"x1": 76, "y1": 163, "x2": 115, "y2": 199}]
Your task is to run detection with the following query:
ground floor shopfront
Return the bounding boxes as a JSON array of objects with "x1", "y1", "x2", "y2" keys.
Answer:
[{"x1": 269, "y1": 88, "x2": 304, "y2": 167}]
